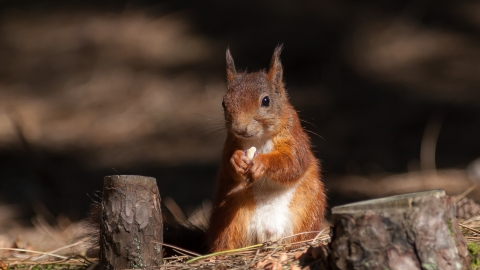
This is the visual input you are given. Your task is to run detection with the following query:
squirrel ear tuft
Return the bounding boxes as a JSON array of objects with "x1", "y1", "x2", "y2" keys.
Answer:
[
  {"x1": 267, "y1": 45, "x2": 283, "y2": 85},
  {"x1": 226, "y1": 48, "x2": 236, "y2": 84}
]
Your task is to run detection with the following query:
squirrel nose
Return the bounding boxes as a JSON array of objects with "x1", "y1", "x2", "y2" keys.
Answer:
[
  {"x1": 234, "y1": 126, "x2": 253, "y2": 138},
  {"x1": 235, "y1": 128, "x2": 248, "y2": 136}
]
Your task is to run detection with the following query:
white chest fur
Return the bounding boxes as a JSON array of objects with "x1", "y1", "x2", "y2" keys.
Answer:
[
  {"x1": 241, "y1": 138, "x2": 298, "y2": 244},
  {"x1": 247, "y1": 179, "x2": 297, "y2": 243}
]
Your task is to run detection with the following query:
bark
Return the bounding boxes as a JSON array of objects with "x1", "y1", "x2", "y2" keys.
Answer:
[
  {"x1": 99, "y1": 175, "x2": 163, "y2": 270},
  {"x1": 329, "y1": 190, "x2": 470, "y2": 270}
]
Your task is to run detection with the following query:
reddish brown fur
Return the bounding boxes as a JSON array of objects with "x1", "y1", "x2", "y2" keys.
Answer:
[{"x1": 208, "y1": 46, "x2": 326, "y2": 252}]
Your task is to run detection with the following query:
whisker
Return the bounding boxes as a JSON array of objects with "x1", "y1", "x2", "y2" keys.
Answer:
[
  {"x1": 210, "y1": 130, "x2": 228, "y2": 142},
  {"x1": 192, "y1": 113, "x2": 225, "y2": 122},
  {"x1": 186, "y1": 125, "x2": 225, "y2": 138},
  {"x1": 189, "y1": 123, "x2": 226, "y2": 131},
  {"x1": 304, "y1": 129, "x2": 324, "y2": 140},
  {"x1": 200, "y1": 128, "x2": 227, "y2": 141},
  {"x1": 258, "y1": 176, "x2": 267, "y2": 192},
  {"x1": 300, "y1": 119, "x2": 317, "y2": 128}
]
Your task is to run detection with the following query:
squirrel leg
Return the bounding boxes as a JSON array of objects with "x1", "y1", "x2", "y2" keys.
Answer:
[
  {"x1": 209, "y1": 207, "x2": 252, "y2": 252},
  {"x1": 249, "y1": 149, "x2": 307, "y2": 186}
]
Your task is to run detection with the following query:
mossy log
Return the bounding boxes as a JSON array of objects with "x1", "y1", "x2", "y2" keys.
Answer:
[
  {"x1": 99, "y1": 175, "x2": 163, "y2": 270},
  {"x1": 329, "y1": 190, "x2": 470, "y2": 270}
]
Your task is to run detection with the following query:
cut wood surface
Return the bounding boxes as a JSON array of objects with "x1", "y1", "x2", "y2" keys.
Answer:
[
  {"x1": 99, "y1": 175, "x2": 163, "y2": 270},
  {"x1": 329, "y1": 190, "x2": 470, "y2": 270}
]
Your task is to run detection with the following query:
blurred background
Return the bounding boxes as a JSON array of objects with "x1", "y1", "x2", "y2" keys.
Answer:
[{"x1": 1, "y1": 0, "x2": 480, "y2": 236}]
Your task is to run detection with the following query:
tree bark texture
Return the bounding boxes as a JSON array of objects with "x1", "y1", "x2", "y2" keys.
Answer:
[
  {"x1": 100, "y1": 175, "x2": 163, "y2": 270},
  {"x1": 329, "y1": 190, "x2": 470, "y2": 270}
]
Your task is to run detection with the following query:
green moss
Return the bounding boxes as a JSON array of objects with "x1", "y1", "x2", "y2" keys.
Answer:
[
  {"x1": 469, "y1": 242, "x2": 480, "y2": 269},
  {"x1": 421, "y1": 263, "x2": 437, "y2": 270},
  {"x1": 469, "y1": 242, "x2": 480, "y2": 255},
  {"x1": 446, "y1": 218, "x2": 454, "y2": 237}
]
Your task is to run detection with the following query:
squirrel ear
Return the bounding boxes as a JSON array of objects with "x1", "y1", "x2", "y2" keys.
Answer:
[
  {"x1": 226, "y1": 48, "x2": 237, "y2": 84},
  {"x1": 267, "y1": 45, "x2": 283, "y2": 85}
]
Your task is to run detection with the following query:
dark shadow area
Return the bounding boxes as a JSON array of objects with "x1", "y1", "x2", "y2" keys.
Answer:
[
  {"x1": 0, "y1": 0, "x2": 479, "y2": 222},
  {"x1": 0, "y1": 149, "x2": 217, "y2": 221}
]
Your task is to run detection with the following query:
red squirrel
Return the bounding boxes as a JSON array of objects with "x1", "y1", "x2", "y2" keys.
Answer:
[
  {"x1": 208, "y1": 46, "x2": 326, "y2": 252},
  {"x1": 87, "y1": 46, "x2": 326, "y2": 256}
]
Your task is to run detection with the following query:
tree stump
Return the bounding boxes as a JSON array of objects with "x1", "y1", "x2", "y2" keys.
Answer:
[
  {"x1": 329, "y1": 190, "x2": 470, "y2": 270},
  {"x1": 99, "y1": 175, "x2": 163, "y2": 270}
]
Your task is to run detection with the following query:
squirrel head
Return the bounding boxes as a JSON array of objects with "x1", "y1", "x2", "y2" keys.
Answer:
[{"x1": 222, "y1": 45, "x2": 289, "y2": 140}]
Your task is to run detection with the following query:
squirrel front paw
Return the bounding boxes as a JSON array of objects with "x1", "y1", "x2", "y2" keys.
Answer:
[
  {"x1": 230, "y1": 150, "x2": 251, "y2": 175},
  {"x1": 248, "y1": 155, "x2": 267, "y2": 181}
]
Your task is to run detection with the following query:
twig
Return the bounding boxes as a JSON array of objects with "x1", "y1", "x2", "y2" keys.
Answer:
[
  {"x1": 153, "y1": 242, "x2": 201, "y2": 257},
  {"x1": 247, "y1": 249, "x2": 261, "y2": 269},
  {"x1": 455, "y1": 184, "x2": 478, "y2": 203},
  {"x1": 280, "y1": 230, "x2": 323, "y2": 241},
  {"x1": 0, "y1": 248, "x2": 68, "y2": 259},
  {"x1": 186, "y1": 244, "x2": 263, "y2": 264},
  {"x1": 459, "y1": 223, "x2": 480, "y2": 235},
  {"x1": 32, "y1": 240, "x2": 85, "y2": 261},
  {"x1": 310, "y1": 228, "x2": 329, "y2": 244}
]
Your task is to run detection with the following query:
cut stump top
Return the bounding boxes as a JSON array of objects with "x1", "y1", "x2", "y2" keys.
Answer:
[
  {"x1": 332, "y1": 189, "x2": 446, "y2": 214},
  {"x1": 104, "y1": 175, "x2": 157, "y2": 186}
]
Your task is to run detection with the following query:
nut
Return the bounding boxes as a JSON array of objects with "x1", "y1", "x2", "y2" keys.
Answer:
[{"x1": 246, "y1": 146, "x2": 257, "y2": 160}]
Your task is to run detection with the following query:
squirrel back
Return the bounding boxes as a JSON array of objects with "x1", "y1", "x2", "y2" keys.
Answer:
[{"x1": 208, "y1": 46, "x2": 326, "y2": 252}]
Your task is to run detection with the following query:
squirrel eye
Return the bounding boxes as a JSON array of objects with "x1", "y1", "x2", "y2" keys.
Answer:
[
  {"x1": 222, "y1": 100, "x2": 225, "y2": 109},
  {"x1": 261, "y1": 96, "x2": 270, "y2": 107}
]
